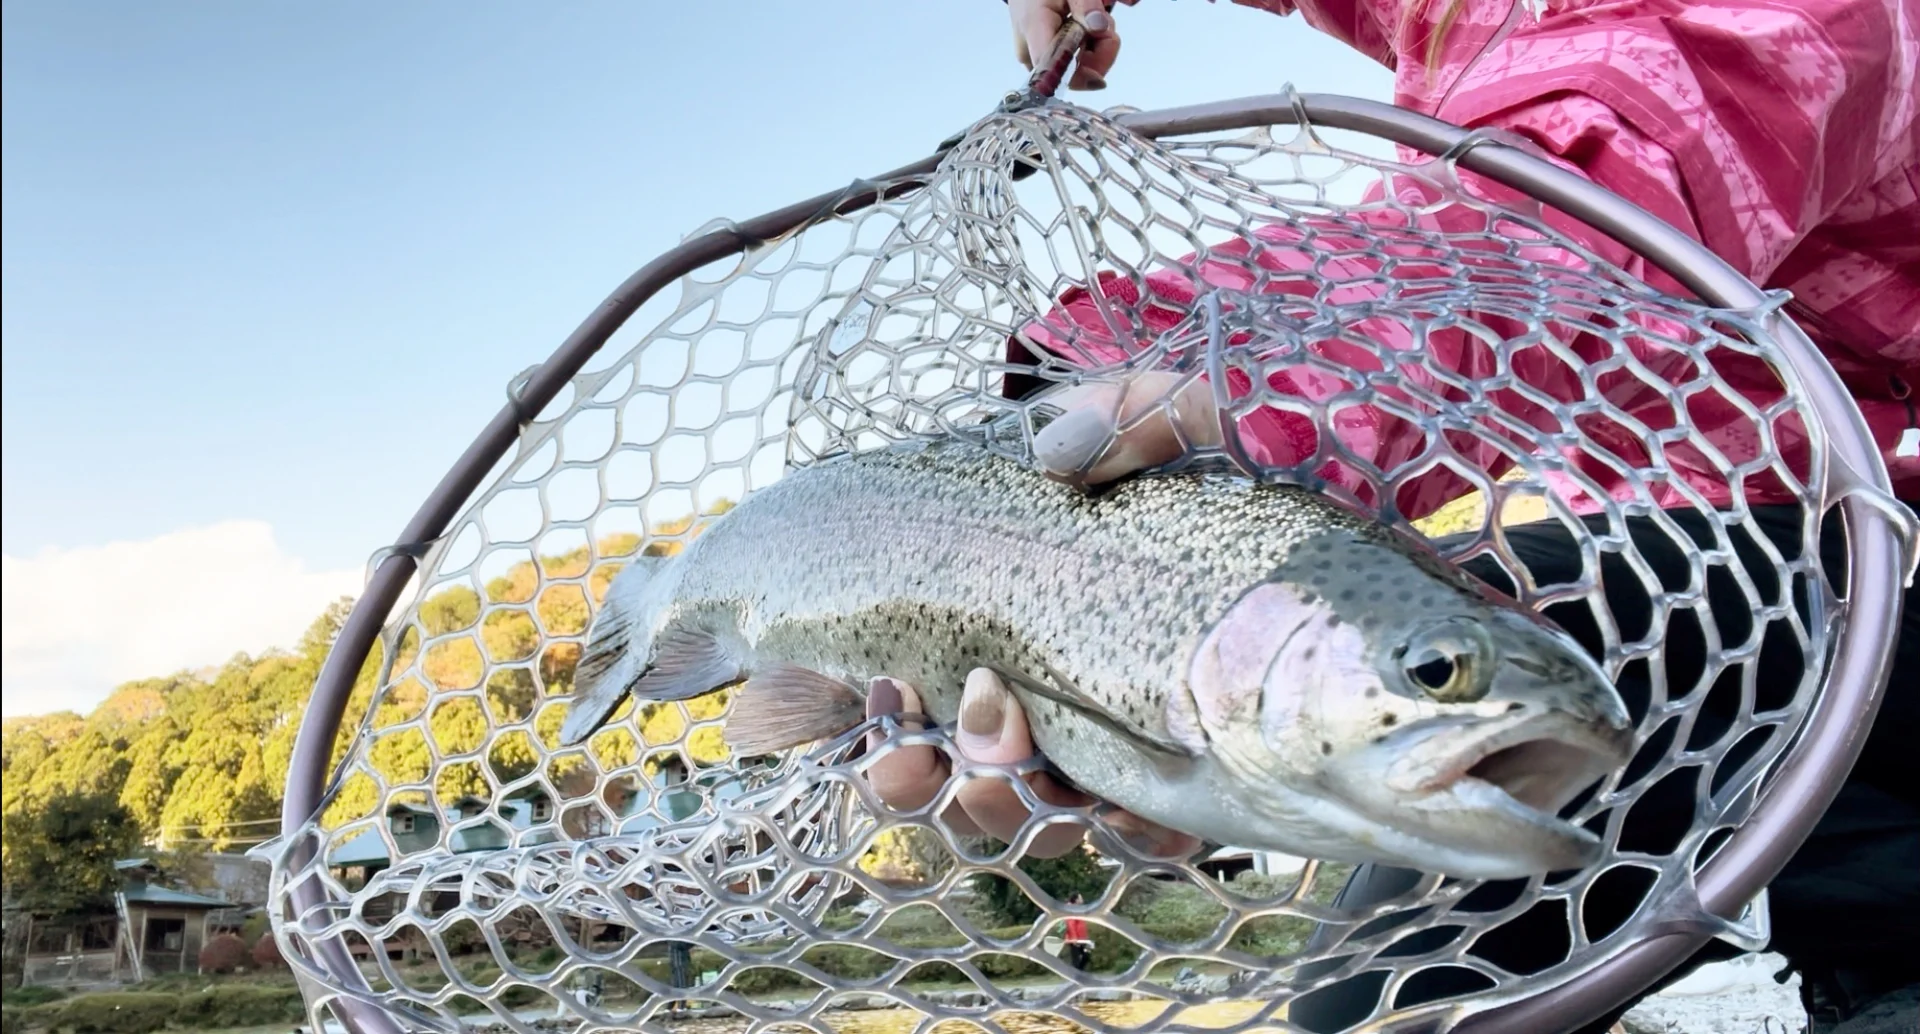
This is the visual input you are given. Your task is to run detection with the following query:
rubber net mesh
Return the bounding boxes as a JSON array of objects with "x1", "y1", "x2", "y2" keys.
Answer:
[{"x1": 267, "y1": 100, "x2": 1834, "y2": 1034}]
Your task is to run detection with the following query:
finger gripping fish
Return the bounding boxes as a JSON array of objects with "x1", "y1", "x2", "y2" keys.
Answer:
[{"x1": 560, "y1": 439, "x2": 1632, "y2": 880}]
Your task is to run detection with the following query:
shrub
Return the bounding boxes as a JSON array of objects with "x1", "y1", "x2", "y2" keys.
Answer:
[
  {"x1": 251, "y1": 932, "x2": 284, "y2": 968},
  {"x1": 1088, "y1": 926, "x2": 1143, "y2": 972},
  {"x1": 42, "y1": 992, "x2": 179, "y2": 1034},
  {"x1": 969, "y1": 844, "x2": 1112, "y2": 925},
  {"x1": 175, "y1": 986, "x2": 304, "y2": 1028},
  {"x1": 198, "y1": 932, "x2": 250, "y2": 974},
  {"x1": 0, "y1": 988, "x2": 66, "y2": 1007}
]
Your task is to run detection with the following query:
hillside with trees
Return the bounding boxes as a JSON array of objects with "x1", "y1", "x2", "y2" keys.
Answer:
[{"x1": 0, "y1": 509, "x2": 731, "y2": 920}]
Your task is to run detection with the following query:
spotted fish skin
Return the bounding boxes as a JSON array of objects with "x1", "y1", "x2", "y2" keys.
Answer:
[{"x1": 562, "y1": 438, "x2": 1633, "y2": 880}]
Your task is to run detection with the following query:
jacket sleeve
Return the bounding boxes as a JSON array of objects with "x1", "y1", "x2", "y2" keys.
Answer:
[{"x1": 1011, "y1": 0, "x2": 1917, "y2": 513}]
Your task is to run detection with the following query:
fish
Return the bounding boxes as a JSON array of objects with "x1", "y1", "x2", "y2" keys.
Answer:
[{"x1": 558, "y1": 437, "x2": 1633, "y2": 880}]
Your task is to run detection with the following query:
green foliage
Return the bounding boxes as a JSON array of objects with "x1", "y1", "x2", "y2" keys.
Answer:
[
  {"x1": 0, "y1": 988, "x2": 66, "y2": 1007},
  {"x1": 0, "y1": 789, "x2": 142, "y2": 917},
  {"x1": 969, "y1": 843, "x2": 1113, "y2": 926},
  {"x1": 173, "y1": 985, "x2": 305, "y2": 1027},
  {"x1": 858, "y1": 826, "x2": 954, "y2": 884},
  {"x1": 0, "y1": 985, "x2": 305, "y2": 1034},
  {"x1": 29, "y1": 992, "x2": 177, "y2": 1034},
  {"x1": 0, "y1": 506, "x2": 736, "y2": 913},
  {"x1": 1110, "y1": 871, "x2": 1313, "y2": 959}
]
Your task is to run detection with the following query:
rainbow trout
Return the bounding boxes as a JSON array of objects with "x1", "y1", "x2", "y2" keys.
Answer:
[{"x1": 561, "y1": 438, "x2": 1632, "y2": 879}]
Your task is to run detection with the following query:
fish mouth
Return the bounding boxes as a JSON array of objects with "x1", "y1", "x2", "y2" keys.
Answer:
[
  {"x1": 1329, "y1": 711, "x2": 1634, "y2": 877},
  {"x1": 1393, "y1": 711, "x2": 1632, "y2": 812}
]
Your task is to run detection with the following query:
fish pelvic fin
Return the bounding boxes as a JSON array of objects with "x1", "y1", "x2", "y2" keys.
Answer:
[
  {"x1": 629, "y1": 624, "x2": 748, "y2": 702},
  {"x1": 987, "y1": 663, "x2": 1197, "y2": 760},
  {"x1": 725, "y1": 665, "x2": 868, "y2": 758}
]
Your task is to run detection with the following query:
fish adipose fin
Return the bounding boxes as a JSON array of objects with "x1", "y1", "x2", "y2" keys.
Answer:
[
  {"x1": 725, "y1": 665, "x2": 868, "y2": 757},
  {"x1": 987, "y1": 663, "x2": 1197, "y2": 759}
]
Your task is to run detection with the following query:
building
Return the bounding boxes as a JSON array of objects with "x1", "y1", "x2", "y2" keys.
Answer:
[
  {"x1": 321, "y1": 768, "x2": 757, "y2": 961},
  {"x1": 9, "y1": 859, "x2": 231, "y2": 988}
]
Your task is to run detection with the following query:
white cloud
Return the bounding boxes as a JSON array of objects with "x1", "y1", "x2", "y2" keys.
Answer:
[{"x1": 1, "y1": 521, "x2": 361, "y2": 717}]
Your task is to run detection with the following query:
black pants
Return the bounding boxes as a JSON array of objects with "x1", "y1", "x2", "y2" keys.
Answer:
[
  {"x1": 667, "y1": 940, "x2": 694, "y2": 998},
  {"x1": 1288, "y1": 503, "x2": 1920, "y2": 1033},
  {"x1": 1066, "y1": 941, "x2": 1092, "y2": 971}
]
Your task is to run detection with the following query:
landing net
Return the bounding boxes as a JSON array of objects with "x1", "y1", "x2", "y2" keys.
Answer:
[{"x1": 266, "y1": 98, "x2": 1872, "y2": 1034}]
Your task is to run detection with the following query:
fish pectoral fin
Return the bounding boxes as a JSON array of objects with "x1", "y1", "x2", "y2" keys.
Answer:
[
  {"x1": 560, "y1": 624, "x2": 740, "y2": 747},
  {"x1": 560, "y1": 623, "x2": 646, "y2": 747},
  {"x1": 986, "y1": 664, "x2": 1197, "y2": 760},
  {"x1": 559, "y1": 661, "x2": 638, "y2": 746},
  {"x1": 559, "y1": 553, "x2": 672, "y2": 746},
  {"x1": 725, "y1": 665, "x2": 868, "y2": 758}
]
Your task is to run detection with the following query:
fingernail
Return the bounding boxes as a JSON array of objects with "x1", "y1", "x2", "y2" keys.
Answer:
[
  {"x1": 1034, "y1": 406, "x2": 1111, "y2": 476},
  {"x1": 867, "y1": 677, "x2": 903, "y2": 720},
  {"x1": 1084, "y1": 10, "x2": 1114, "y2": 32},
  {"x1": 865, "y1": 677, "x2": 904, "y2": 752},
  {"x1": 959, "y1": 674, "x2": 1009, "y2": 742}
]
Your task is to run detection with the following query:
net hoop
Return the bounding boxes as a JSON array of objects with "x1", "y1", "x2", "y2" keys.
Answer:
[{"x1": 273, "y1": 92, "x2": 1913, "y2": 1034}]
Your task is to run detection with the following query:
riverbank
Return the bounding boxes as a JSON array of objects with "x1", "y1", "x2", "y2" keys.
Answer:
[{"x1": 2, "y1": 956, "x2": 1808, "y2": 1034}]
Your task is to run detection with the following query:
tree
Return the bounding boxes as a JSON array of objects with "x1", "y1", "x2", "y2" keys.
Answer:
[
  {"x1": 0, "y1": 511, "x2": 729, "y2": 883},
  {"x1": 0, "y1": 789, "x2": 142, "y2": 918},
  {"x1": 969, "y1": 842, "x2": 1112, "y2": 926},
  {"x1": 860, "y1": 826, "x2": 956, "y2": 884}
]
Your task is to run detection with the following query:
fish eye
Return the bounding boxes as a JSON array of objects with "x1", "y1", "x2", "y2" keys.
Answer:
[
  {"x1": 1408, "y1": 653, "x2": 1459, "y2": 692},
  {"x1": 1399, "y1": 625, "x2": 1492, "y2": 702}
]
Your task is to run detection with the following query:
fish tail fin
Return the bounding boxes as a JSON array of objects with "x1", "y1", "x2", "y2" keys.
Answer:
[{"x1": 725, "y1": 665, "x2": 868, "y2": 758}]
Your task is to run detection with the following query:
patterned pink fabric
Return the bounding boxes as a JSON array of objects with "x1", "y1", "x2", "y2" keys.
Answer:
[{"x1": 1018, "y1": 0, "x2": 1919, "y2": 511}]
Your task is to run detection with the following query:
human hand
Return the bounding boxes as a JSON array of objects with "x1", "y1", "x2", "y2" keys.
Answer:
[
  {"x1": 1031, "y1": 369, "x2": 1224, "y2": 487},
  {"x1": 862, "y1": 669, "x2": 1201, "y2": 860},
  {"x1": 861, "y1": 370, "x2": 1220, "y2": 859},
  {"x1": 1007, "y1": 0, "x2": 1138, "y2": 91}
]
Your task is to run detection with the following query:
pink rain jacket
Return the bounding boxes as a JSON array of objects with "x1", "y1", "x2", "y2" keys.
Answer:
[{"x1": 1018, "y1": 0, "x2": 1919, "y2": 516}]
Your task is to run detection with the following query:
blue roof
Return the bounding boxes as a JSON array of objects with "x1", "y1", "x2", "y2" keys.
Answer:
[
  {"x1": 326, "y1": 827, "x2": 394, "y2": 867},
  {"x1": 122, "y1": 883, "x2": 229, "y2": 908},
  {"x1": 326, "y1": 797, "x2": 553, "y2": 869}
]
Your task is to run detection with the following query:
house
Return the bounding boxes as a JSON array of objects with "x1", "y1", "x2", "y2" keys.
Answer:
[
  {"x1": 321, "y1": 766, "x2": 762, "y2": 961},
  {"x1": 8, "y1": 858, "x2": 231, "y2": 988}
]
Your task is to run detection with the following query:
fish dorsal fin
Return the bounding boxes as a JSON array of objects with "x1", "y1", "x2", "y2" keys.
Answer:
[
  {"x1": 987, "y1": 663, "x2": 1196, "y2": 760},
  {"x1": 725, "y1": 665, "x2": 868, "y2": 757}
]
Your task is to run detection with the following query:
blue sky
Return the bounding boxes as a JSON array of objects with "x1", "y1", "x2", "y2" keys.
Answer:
[{"x1": 1, "y1": 2, "x2": 1391, "y2": 715}]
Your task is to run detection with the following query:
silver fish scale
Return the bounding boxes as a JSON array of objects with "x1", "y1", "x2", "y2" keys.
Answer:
[
  {"x1": 263, "y1": 94, "x2": 1911, "y2": 1034},
  {"x1": 666, "y1": 439, "x2": 1397, "y2": 754}
]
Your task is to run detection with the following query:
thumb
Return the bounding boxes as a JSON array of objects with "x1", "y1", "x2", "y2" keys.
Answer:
[
  {"x1": 955, "y1": 668, "x2": 1035, "y2": 764},
  {"x1": 1034, "y1": 371, "x2": 1223, "y2": 486}
]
